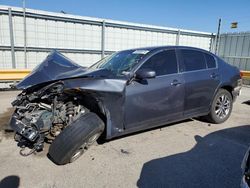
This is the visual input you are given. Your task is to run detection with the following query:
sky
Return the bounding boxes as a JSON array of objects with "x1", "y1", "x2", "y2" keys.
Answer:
[{"x1": 0, "y1": 0, "x2": 249, "y2": 33}]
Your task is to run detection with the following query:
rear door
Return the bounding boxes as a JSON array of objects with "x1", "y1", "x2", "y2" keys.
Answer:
[
  {"x1": 177, "y1": 49, "x2": 220, "y2": 116},
  {"x1": 124, "y1": 49, "x2": 185, "y2": 130}
]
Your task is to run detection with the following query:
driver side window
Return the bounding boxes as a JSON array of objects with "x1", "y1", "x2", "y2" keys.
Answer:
[{"x1": 140, "y1": 50, "x2": 178, "y2": 76}]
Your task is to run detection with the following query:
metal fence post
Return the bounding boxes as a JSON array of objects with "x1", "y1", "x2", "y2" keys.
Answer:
[
  {"x1": 209, "y1": 34, "x2": 215, "y2": 52},
  {"x1": 222, "y1": 34, "x2": 227, "y2": 58},
  {"x1": 101, "y1": 20, "x2": 105, "y2": 58},
  {"x1": 241, "y1": 35, "x2": 247, "y2": 70},
  {"x1": 8, "y1": 8, "x2": 16, "y2": 69},
  {"x1": 23, "y1": 0, "x2": 27, "y2": 68},
  {"x1": 176, "y1": 30, "x2": 180, "y2": 45},
  {"x1": 215, "y1": 18, "x2": 221, "y2": 55}
]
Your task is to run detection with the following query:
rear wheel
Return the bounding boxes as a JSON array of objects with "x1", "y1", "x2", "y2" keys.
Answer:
[
  {"x1": 207, "y1": 89, "x2": 233, "y2": 124},
  {"x1": 206, "y1": 89, "x2": 233, "y2": 124},
  {"x1": 48, "y1": 112, "x2": 104, "y2": 165}
]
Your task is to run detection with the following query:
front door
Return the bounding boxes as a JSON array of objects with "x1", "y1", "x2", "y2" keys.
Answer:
[{"x1": 124, "y1": 49, "x2": 185, "y2": 131}]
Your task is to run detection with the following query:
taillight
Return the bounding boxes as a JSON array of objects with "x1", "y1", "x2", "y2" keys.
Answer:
[{"x1": 240, "y1": 71, "x2": 243, "y2": 79}]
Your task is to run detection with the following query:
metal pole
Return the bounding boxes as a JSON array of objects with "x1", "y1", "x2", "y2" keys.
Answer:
[
  {"x1": 215, "y1": 18, "x2": 221, "y2": 55},
  {"x1": 23, "y1": 0, "x2": 27, "y2": 68},
  {"x1": 209, "y1": 34, "x2": 215, "y2": 52},
  {"x1": 101, "y1": 20, "x2": 105, "y2": 58},
  {"x1": 8, "y1": 8, "x2": 16, "y2": 69},
  {"x1": 176, "y1": 30, "x2": 180, "y2": 45}
]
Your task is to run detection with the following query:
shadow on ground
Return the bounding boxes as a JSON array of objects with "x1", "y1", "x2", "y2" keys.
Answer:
[
  {"x1": 137, "y1": 125, "x2": 250, "y2": 188},
  {"x1": 0, "y1": 108, "x2": 15, "y2": 141},
  {"x1": 242, "y1": 100, "x2": 250, "y2": 105},
  {"x1": 0, "y1": 175, "x2": 20, "y2": 188}
]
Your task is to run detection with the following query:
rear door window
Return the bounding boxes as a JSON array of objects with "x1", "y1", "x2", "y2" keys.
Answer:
[
  {"x1": 140, "y1": 50, "x2": 178, "y2": 76},
  {"x1": 205, "y1": 53, "x2": 216, "y2": 68},
  {"x1": 181, "y1": 49, "x2": 206, "y2": 72}
]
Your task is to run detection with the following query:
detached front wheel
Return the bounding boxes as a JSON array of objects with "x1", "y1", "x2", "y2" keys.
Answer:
[
  {"x1": 48, "y1": 112, "x2": 104, "y2": 165},
  {"x1": 206, "y1": 89, "x2": 233, "y2": 124}
]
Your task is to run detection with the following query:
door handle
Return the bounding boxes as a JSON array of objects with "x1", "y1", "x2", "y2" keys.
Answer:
[
  {"x1": 210, "y1": 73, "x2": 218, "y2": 78},
  {"x1": 210, "y1": 73, "x2": 219, "y2": 79},
  {"x1": 171, "y1": 80, "x2": 182, "y2": 86}
]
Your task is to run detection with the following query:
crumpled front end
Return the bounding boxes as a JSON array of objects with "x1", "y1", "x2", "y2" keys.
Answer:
[
  {"x1": 10, "y1": 81, "x2": 88, "y2": 156},
  {"x1": 9, "y1": 50, "x2": 127, "y2": 157}
]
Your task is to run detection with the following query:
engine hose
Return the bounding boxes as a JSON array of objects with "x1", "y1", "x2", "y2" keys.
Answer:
[{"x1": 19, "y1": 147, "x2": 36, "y2": 157}]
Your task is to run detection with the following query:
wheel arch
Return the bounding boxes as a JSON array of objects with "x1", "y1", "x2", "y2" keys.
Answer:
[
  {"x1": 219, "y1": 85, "x2": 234, "y2": 99},
  {"x1": 75, "y1": 93, "x2": 115, "y2": 140},
  {"x1": 209, "y1": 83, "x2": 234, "y2": 111},
  {"x1": 205, "y1": 85, "x2": 233, "y2": 124}
]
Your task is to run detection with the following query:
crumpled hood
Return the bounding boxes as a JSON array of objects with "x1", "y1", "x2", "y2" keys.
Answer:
[{"x1": 17, "y1": 51, "x2": 112, "y2": 89}]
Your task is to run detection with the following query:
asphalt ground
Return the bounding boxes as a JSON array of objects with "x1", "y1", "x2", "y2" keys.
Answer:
[{"x1": 0, "y1": 87, "x2": 250, "y2": 188}]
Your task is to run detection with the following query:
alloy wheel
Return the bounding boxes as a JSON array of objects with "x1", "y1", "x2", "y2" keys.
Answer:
[
  {"x1": 69, "y1": 132, "x2": 101, "y2": 163},
  {"x1": 215, "y1": 94, "x2": 231, "y2": 119}
]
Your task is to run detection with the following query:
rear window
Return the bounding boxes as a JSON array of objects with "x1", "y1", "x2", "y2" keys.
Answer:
[
  {"x1": 205, "y1": 53, "x2": 216, "y2": 68},
  {"x1": 181, "y1": 49, "x2": 206, "y2": 72}
]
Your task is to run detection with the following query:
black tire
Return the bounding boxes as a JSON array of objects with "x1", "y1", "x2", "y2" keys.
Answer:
[
  {"x1": 48, "y1": 112, "x2": 104, "y2": 165},
  {"x1": 206, "y1": 89, "x2": 233, "y2": 124}
]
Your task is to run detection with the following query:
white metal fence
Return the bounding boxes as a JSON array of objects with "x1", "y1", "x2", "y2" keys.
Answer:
[
  {"x1": 218, "y1": 32, "x2": 250, "y2": 71},
  {"x1": 0, "y1": 5, "x2": 214, "y2": 69}
]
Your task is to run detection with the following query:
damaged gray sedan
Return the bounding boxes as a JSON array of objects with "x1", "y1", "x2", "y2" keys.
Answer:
[{"x1": 9, "y1": 46, "x2": 241, "y2": 165}]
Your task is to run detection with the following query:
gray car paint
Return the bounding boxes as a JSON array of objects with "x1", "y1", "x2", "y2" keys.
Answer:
[{"x1": 14, "y1": 46, "x2": 241, "y2": 139}]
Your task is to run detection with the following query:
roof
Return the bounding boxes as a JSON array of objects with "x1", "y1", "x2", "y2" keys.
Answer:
[{"x1": 120, "y1": 45, "x2": 211, "y2": 53}]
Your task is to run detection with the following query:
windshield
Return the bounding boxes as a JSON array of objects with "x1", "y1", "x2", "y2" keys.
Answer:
[{"x1": 89, "y1": 50, "x2": 149, "y2": 75}]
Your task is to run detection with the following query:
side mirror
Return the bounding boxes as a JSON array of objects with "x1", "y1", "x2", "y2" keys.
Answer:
[{"x1": 136, "y1": 68, "x2": 156, "y2": 80}]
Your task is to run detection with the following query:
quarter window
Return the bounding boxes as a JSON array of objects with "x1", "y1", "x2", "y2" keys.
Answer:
[
  {"x1": 140, "y1": 50, "x2": 178, "y2": 76},
  {"x1": 205, "y1": 53, "x2": 216, "y2": 68},
  {"x1": 181, "y1": 49, "x2": 206, "y2": 72}
]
